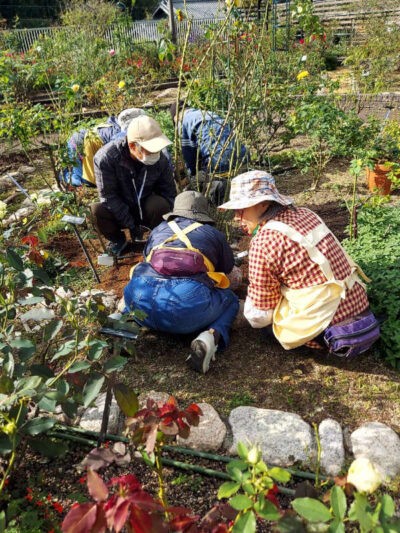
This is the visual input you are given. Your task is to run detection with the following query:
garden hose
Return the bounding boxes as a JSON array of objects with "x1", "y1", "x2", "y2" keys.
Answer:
[{"x1": 52, "y1": 424, "x2": 327, "y2": 483}]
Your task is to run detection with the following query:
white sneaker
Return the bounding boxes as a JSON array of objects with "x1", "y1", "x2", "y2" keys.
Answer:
[{"x1": 186, "y1": 330, "x2": 217, "y2": 374}]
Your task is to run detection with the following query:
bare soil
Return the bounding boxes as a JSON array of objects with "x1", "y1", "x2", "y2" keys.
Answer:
[
  {"x1": 2, "y1": 149, "x2": 400, "y2": 529},
  {"x1": 35, "y1": 156, "x2": 400, "y2": 435}
]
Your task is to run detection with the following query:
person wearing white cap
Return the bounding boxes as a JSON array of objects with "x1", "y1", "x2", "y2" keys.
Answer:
[
  {"x1": 219, "y1": 170, "x2": 375, "y2": 353},
  {"x1": 92, "y1": 115, "x2": 176, "y2": 256}
]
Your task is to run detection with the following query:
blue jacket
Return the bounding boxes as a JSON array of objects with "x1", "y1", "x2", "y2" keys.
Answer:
[
  {"x1": 180, "y1": 108, "x2": 247, "y2": 175},
  {"x1": 133, "y1": 216, "x2": 234, "y2": 287}
]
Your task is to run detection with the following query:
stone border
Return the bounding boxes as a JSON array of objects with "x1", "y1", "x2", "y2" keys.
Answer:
[{"x1": 79, "y1": 390, "x2": 400, "y2": 482}]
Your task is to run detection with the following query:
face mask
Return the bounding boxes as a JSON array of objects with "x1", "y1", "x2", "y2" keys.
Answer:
[{"x1": 138, "y1": 148, "x2": 160, "y2": 166}]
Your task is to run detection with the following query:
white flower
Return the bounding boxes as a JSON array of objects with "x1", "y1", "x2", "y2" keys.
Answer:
[
  {"x1": 36, "y1": 46, "x2": 42, "y2": 52},
  {"x1": 297, "y1": 5, "x2": 303, "y2": 13},
  {"x1": 347, "y1": 457, "x2": 382, "y2": 494},
  {"x1": 0, "y1": 200, "x2": 7, "y2": 220},
  {"x1": 301, "y1": 55, "x2": 307, "y2": 62}
]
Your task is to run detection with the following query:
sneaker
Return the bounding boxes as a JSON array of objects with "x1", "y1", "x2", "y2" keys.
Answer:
[
  {"x1": 107, "y1": 236, "x2": 127, "y2": 256},
  {"x1": 186, "y1": 330, "x2": 217, "y2": 374}
]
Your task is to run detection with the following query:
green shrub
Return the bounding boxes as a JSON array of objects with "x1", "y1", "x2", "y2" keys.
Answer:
[{"x1": 343, "y1": 206, "x2": 400, "y2": 368}]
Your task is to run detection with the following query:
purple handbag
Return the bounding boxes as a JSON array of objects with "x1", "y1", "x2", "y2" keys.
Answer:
[
  {"x1": 323, "y1": 309, "x2": 380, "y2": 359},
  {"x1": 150, "y1": 248, "x2": 207, "y2": 276}
]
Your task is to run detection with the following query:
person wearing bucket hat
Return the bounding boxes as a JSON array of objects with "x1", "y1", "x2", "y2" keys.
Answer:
[
  {"x1": 219, "y1": 170, "x2": 373, "y2": 352},
  {"x1": 91, "y1": 115, "x2": 176, "y2": 256},
  {"x1": 124, "y1": 190, "x2": 239, "y2": 374}
]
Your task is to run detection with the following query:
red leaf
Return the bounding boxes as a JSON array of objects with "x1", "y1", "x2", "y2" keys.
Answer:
[
  {"x1": 70, "y1": 260, "x2": 87, "y2": 268},
  {"x1": 22, "y1": 235, "x2": 39, "y2": 247},
  {"x1": 105, "y1": 497, "x2": 130, "y2": 533},
  {"x1": 145, "y1": 423, "x2": 158, "y2": 454},
  {"x1": 87, "y1": 469, "x2": 109, "y2": 502},
  {"x1": 185, "y1": 404, "x2": 203, "y2": 416},
  {"x1": 177, "y1": 422, "x2": 190, "y2": 439},
  {"x1": 28, "y1": 249, "x2": 44, "y2": 266},
  {"x1": 169, "y1": 513, "x2": 199, "y2": 531},
  {"x1": 128, "y1": 507, "x2": 154, "y2": 533},
  {"x1": 108, "y1": 474, "x2": 141, "y2": 492},
  {"x1": 61, "y1": 502, "x2": 98, "y2": 533}
]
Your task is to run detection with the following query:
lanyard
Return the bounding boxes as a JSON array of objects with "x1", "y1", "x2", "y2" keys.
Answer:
[{"x1": 132, "y1": 169, "x2": 147, "y2": 221}]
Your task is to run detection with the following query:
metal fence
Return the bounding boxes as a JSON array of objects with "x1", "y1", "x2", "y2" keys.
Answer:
[{"x1": 0, "y1": 18, "x2": 224, "y2": 53}]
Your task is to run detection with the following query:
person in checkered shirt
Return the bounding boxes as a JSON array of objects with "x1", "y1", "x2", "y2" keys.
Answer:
[{"x1": 219, "y1": 170, "x2": 371, "y2": 350}]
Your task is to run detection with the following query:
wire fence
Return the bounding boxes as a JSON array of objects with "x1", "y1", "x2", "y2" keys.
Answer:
[{"x1": 0, "y1": 18, "x2": 225, "y2": 53}]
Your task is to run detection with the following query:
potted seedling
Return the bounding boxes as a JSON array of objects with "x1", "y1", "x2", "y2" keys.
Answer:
[{"x1": 353, "y1": 118, "x2": 400, "y2": 195}]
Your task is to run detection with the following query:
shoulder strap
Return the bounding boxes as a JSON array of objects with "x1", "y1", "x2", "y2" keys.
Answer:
[{"x1": 265, "y1": 220, "x2": 335, "y2": 281}]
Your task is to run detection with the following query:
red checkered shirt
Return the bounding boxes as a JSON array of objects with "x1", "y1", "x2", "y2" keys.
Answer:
[{"x1": 248, "y1": 207, "x2": 369, "y2": 326}]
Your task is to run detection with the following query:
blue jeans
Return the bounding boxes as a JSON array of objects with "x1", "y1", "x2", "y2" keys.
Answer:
[{"x1": 124, "y1": 276, "x2": 239, "y2": 348}]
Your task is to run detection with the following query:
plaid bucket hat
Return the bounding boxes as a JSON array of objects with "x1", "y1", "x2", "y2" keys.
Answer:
[{"x1": 218, "y1": 170, "x2": 293, "y2": 210}]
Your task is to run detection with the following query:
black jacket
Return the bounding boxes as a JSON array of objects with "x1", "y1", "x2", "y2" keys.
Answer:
[{"x1": 94, "y1": 137, "x2": 176, "y2": 229}]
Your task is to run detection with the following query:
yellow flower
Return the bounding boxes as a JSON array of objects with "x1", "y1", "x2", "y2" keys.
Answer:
[
  {"x1": 176, "y1": 9, "x2": 184, "y2": 21},
  {"x1": 40, "y1": 250, "x2": 49, "y2": 259},
  {"x1": 225, "y1": 0, "x2": 234, "y2": 8},
  {"x1": 22, "y1": 217, "x2": 28, "y2": 225},
  {"x1": 71, "y1": 84, "x2": 80, "y2": 93},
  {"x1": 297, "y1": 70, "x2": 309, "y2": 81},
  {"x1": 347, "y1": 457, "x2": 382, "y2": 494},
  {"x1": 118, "y1": 80, "x2": 126, "y2": 89}
]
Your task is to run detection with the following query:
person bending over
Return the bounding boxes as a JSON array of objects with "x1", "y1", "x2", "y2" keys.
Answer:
[
  {"x1": 219, "y1": 170, "x2": 377, "y2": 353},
  {"x1": 124, "y1": 191, "x2": 239, "y2": 373}
]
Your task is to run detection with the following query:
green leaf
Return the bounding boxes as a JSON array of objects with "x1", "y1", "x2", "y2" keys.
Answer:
[
  {"x1": 0, "y1": 510, "x2": 5, "y2": 533},
  {"x1": 292, "y1": 498, "x2": 332, "y2": 523},
  {"x1": 10, "y1": 338, "x2": 36, "y2": 362},
  {"x1": 29, "y1": 437, "x2": 68, "y2": 458},
  {"x1": 254, "y1": 495, "x2": 281, "y2": 520},
  {"x1": 0, "y1": 434, "x2": 13, "y2": 454},
  {"x1": 87, "y1": 339, "x2": 108, "y2": 361},
  {"x1": 329, "y1": 520, "x2": 345, "y2": 533},
  {"x1": 23, "y1": 417, "x2": 56, "y2": 436},
  {"x1": 380, "y1": 494, "x2": 395, "y2": 519},
  {"x1": 32, "y1": 266, "x2": 51, "y2": 285},
  {"x1": 30, "y1": 364, "x2": 54, "y2": 378},
  {"x1": 277, "y1": 515, "x2": 306, "y2": 533},
  {"x1": 15, "y1": 375, "x2": 42, "y2": 395},
  {"x1": 232, "y1": 510, "x2": 256, "y2": 533},
  {"x1": 38, "y1": 396, "x2": 57, "y2": 412},
  {"x1": 217, "y1": 481, "x2": 241, "y2": 499},
  {"x1": 51, "y1": 339, "x2": 76, "y2": 361},
  {"x1": 237, "y1": 441, "x2": 249, "y2": 460},
  {"x1": 61, "y1": 398, "x2": 78, "y2": 419},
  {"x1": 113, "y1": 383, "x2": 138, "y2": 417},
  {"x1": 103, "y1": 355, "x2": 127, "y2": 373},
  {"x1": 68, "y1": 360, "x2": 91, "y2": 373},
  {"x1": 229, "y1": 494, "x2": 253, "y2": 511},
  {"x1": 0, "y1": 375, "x2": 13, "y2": 394},
  {"x1": 17, "y1": 296, "x2": 44, "y2": 305},
  {"x1": 37, "y1": 227, "x2": 48, "y2": 243},
  {"x1": 82, "y1": 373, "x2": 104, "y2": 408},
  {"x1": 6, "y1": 248, "x2": 23, "y2": 271},
  {"x1": 43, "y1": 319, "x2": 63, "y2": 342},
  {"x1": 2, "y1": 352, "x2": 14, "y2": 377},
  {"x1": 269, "y1": 466, "x2": 291, "y2": 483},
  {"x1": 330, "y1": 486, "x2": 347, "y2": 520}
]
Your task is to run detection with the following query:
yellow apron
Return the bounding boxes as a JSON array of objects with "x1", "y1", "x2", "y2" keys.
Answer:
[
  {"x1": 82, "y1": 124, "x2": 110, "y2": 185},
  {"x1": 264, "y1": 213, "x2": 369, "y2": 349},
  {"x1": 145, "y1": 220, "x2": 230, "y2": 289}
]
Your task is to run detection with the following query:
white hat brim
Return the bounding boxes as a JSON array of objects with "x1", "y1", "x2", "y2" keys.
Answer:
[
  {"x1": 137, "y1": 135, "x2": 172, "y2": 153},
  {"x1": 218, "y1": 194, "x2": 293, "y2": 210}
]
